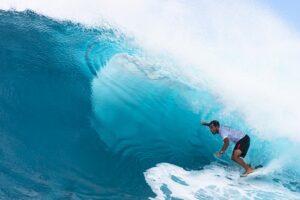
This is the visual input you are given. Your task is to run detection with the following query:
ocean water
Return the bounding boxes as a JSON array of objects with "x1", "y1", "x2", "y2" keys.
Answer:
[{"x1": 0, "y1": 1, "x2": 300, "y2": 199}]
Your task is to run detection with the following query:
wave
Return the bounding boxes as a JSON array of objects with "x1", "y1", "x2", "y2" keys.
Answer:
[
  {"x1": 2, "y1": 0, "x2": 300, "y2": 141},
  {"x1": 0, "y1": 0, "x2": 300, "y2": 199}
]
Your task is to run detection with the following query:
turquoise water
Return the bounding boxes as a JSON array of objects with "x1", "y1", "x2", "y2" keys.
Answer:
[{"x1": 0, "y1": 9, "x2": 299, "y2": 200}]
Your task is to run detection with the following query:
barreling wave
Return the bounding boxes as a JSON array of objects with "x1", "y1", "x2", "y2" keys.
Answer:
[{"x1": 0, "y1": 0, "x2": 300, "y2": 199}]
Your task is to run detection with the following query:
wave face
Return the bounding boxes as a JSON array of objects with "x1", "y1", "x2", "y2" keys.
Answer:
[
  {"x1": 0, "y1": 4, "x2": 300, "y2": 200},
  {"x1": 0, "y1": 10, "x2": 148, "y2": 199}
]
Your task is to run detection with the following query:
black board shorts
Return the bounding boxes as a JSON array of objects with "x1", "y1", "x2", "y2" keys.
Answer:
[{"x1": 233, "y1": 135, "x2": 250, "y2": 158}]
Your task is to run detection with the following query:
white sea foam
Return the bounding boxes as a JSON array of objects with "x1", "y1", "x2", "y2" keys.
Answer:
[
  {"x1": 1, "y1": 1, "x2": 300, "y2": 142},
  {"x1": 144, "y1": 162, "x2": 300, "y2": 200}
]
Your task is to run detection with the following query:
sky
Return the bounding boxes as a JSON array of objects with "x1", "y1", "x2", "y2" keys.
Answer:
[{"x1": 260, "y1": 0, "x2": 300, "y2": 31}]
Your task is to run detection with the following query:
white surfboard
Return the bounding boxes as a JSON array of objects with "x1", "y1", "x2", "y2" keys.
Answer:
[{"x1": 240, "y1": 165, "x2": 263, "y2": 177}]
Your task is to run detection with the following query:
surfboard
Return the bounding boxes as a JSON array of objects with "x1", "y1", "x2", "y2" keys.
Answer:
[{"x1": 240, "y1": 165, "x2": 263, "y2": 177}]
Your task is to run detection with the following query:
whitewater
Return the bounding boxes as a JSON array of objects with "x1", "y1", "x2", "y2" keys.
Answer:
[{"x1": 0, "y1": 0, "x2": 300, "y2": 199}]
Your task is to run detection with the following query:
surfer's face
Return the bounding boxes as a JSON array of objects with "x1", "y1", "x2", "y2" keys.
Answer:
[{"x1": 209, "y1": 125, "x2": 218, "y2": 134}]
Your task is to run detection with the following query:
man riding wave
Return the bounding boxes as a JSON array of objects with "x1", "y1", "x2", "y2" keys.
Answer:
[{"x1": 201, "y1": 120, "x2": 254, "y2": 176}]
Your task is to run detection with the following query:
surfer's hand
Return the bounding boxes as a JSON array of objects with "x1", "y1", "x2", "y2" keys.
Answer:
[{"x1": 215, "y1": 152, "x2": 222, "y2": 157}]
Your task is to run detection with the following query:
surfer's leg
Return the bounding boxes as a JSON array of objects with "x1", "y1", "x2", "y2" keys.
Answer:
[{"x1": 231, "y1": 149, "x2": 253, "y2": 174}]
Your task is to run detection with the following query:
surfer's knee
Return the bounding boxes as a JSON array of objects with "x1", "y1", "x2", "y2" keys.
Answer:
[
  {"x1": 231, "y1": 151, "x2": 240, "y2": 161},
  {"x1": 231, "y1": 155, "x2": 237, "y2": 161}
]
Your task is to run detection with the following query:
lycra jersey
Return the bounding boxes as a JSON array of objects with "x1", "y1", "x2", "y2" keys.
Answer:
[{"x1": 219, "y1": 125, "x2": 245, "y2": 143}]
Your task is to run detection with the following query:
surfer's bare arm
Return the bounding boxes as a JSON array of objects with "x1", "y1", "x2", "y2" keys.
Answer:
[
  {"x1": 216, "y1": 138, "x2": 229, "y2": 157},
  {"x1": 201, "y1": 121, "x2": 210, "y2": 126}
]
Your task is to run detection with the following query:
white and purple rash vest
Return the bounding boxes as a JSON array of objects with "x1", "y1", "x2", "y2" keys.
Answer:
[{"x1": 219, "y1": 125, "x2": 245, "y2": 143}]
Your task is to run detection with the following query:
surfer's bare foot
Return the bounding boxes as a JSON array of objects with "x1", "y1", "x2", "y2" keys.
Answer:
[{"x1": 242, "y1": 167, "x2": 254, "y2": 176}]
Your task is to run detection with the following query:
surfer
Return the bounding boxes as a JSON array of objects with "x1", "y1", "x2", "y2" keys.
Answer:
[{"x1": 201, "y1": 120, "x2": 254, "y2": 176}]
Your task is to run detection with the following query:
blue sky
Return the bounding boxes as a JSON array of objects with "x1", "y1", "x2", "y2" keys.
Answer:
[{"x1": 260, "y1": 0, "x2": 300, "y2": 31}]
